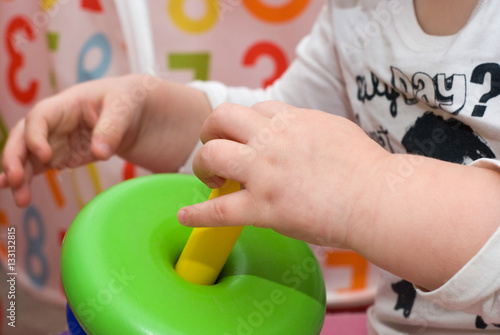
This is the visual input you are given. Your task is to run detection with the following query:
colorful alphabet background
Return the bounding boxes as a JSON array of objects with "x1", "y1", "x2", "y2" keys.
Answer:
[{"x1": 0, "y1": 0, "x2": 379, "y2": 309}]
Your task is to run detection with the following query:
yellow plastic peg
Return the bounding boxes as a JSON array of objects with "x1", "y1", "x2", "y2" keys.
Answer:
[{"x1": 175, "y1": 180, "x2": 243, "y2": 285}]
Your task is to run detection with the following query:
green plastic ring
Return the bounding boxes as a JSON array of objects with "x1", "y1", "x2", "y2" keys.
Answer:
[{"x1": 61, "y1": 174, "x2": 325, "y2": 334}]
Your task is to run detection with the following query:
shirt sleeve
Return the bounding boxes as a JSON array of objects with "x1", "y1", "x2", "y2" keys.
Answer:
[
  {"x1": 179, "y1": 4, "x2": 352, "y2": 174},
  {"x1": 415, "y1": 158, "x2": 500, "y2": 324}
]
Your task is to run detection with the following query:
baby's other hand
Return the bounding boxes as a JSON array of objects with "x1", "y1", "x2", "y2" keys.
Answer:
[{"x1": 0, "y1": 75, "x2": 147, "y2": 207}]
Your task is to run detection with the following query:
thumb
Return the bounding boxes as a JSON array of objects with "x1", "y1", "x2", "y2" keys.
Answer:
[
  {"x1": 177, "y1": 189, "x2": 258, "y2": 228},
  {"x1": 91, "y1": 93, "x2": 137, "y2": 160}
]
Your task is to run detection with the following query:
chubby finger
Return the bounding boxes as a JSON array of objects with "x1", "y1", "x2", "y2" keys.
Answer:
[
  {"x1": 200, "y1": 103, "x2": 269, "y2": 144},
  {"x1": 2, "y1": 119, "x2": 28, "y2": 187},
  {"x1": 193, "y1": 139, "x2": 254, "y2": 188},
  {"x1": 6, "y1": 161, "x2": 34, "y2": 207},
  {"x1": 178, "y1": 189, "x2": 260, "y2": 228},
  {"x1": 12, "y1": 181, "x2": 32, "y2": 207},
  {"x1": 25, "y1": 84, "x2": 102, "y2": 164},
  {"x1": 91, "y1": 93, "x2": 136, "y2": 160},
  {"x1": 24, "y1": 100, "x2": 59, "y2": 164}
]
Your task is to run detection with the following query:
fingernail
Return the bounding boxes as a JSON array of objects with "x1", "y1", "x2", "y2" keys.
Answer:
[{"x1": 177, "y1": 210, "x2": 187, "y2": 224}]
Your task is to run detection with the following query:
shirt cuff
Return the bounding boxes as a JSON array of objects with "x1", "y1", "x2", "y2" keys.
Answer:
[
  {"x1": 177, "y1": 140, "x2": 203, "y2": 175},
  {"x1": 187, "y1": 80, "x2": 229, "y2": 109}
]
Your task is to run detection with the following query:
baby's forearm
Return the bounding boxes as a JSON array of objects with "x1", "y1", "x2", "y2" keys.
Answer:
[{"x1": 350, "y1": 154, "x2": 500, "y2": 291}]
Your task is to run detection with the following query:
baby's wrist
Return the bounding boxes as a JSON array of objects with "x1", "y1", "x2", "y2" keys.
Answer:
[{"x1": 342, "y1": 150, "x2": 392, "y2": 251}]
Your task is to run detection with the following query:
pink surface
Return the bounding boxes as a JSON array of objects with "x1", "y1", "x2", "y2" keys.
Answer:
[
  {"x1": 321, "y1": 313, "x2": 368, "y2": 335},
  {"x1": 56, "y1": 313, "x2": 368, "y2": 335}
]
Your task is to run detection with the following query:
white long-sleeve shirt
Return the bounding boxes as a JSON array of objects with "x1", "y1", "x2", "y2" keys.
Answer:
[{"x1": 185, "y1": 0, "x2": 500, "y2": 332}]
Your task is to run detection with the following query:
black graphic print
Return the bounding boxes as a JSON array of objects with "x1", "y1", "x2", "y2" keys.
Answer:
[
  {"x1": 402, "y1": 112, "x2": 495, "y2": 164},
  {"x1": 392, "y1": 280, "x2": 416, "y2": 318},
  {"x1": 475, "y1": 315, "x2": 500, "y2": 330},
  {"x1": 470, "y1": 63, "x2": 500, "y2": 117},
  {"x1": 356, "y1": 62, "x2": 500, "y2": 118},
  {"x1": 367, "y1": 125, "x2": 395, "y2": 153},
  {"x1": 391, "y1": 66, "x2": 467, "y2": 116},
  {"x1": 356, "y1": 71, "x2": 400, "y2": 117}
]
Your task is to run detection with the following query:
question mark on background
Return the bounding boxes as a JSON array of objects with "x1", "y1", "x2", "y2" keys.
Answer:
[
  {"x1": 242, "y1": 41, "x2": 288, "y2": 88},
  {"x1": 470, "y1": 63, "x2": 500, "y2": 117}
]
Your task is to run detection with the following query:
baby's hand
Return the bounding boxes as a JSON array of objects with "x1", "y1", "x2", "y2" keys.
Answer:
[
  {"x1": 178, "y1": 101, "x2": 389, "y2": 247},
  {"x1": 0, "y1": 75, "x2": 149, "y2": 207}
]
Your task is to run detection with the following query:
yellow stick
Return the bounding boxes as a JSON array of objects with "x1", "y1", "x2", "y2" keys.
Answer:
[{"x1": 175, "y1": 180, "x2": 243, "y2": 285}]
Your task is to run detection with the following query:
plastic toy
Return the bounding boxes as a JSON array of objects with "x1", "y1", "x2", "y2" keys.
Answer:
[
  {"x1": 61, "y1": 174, "x2": 326, "y2": 334},
  {"x1": 174, "y1": 179, "x2": 244, "y2": 285}
]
